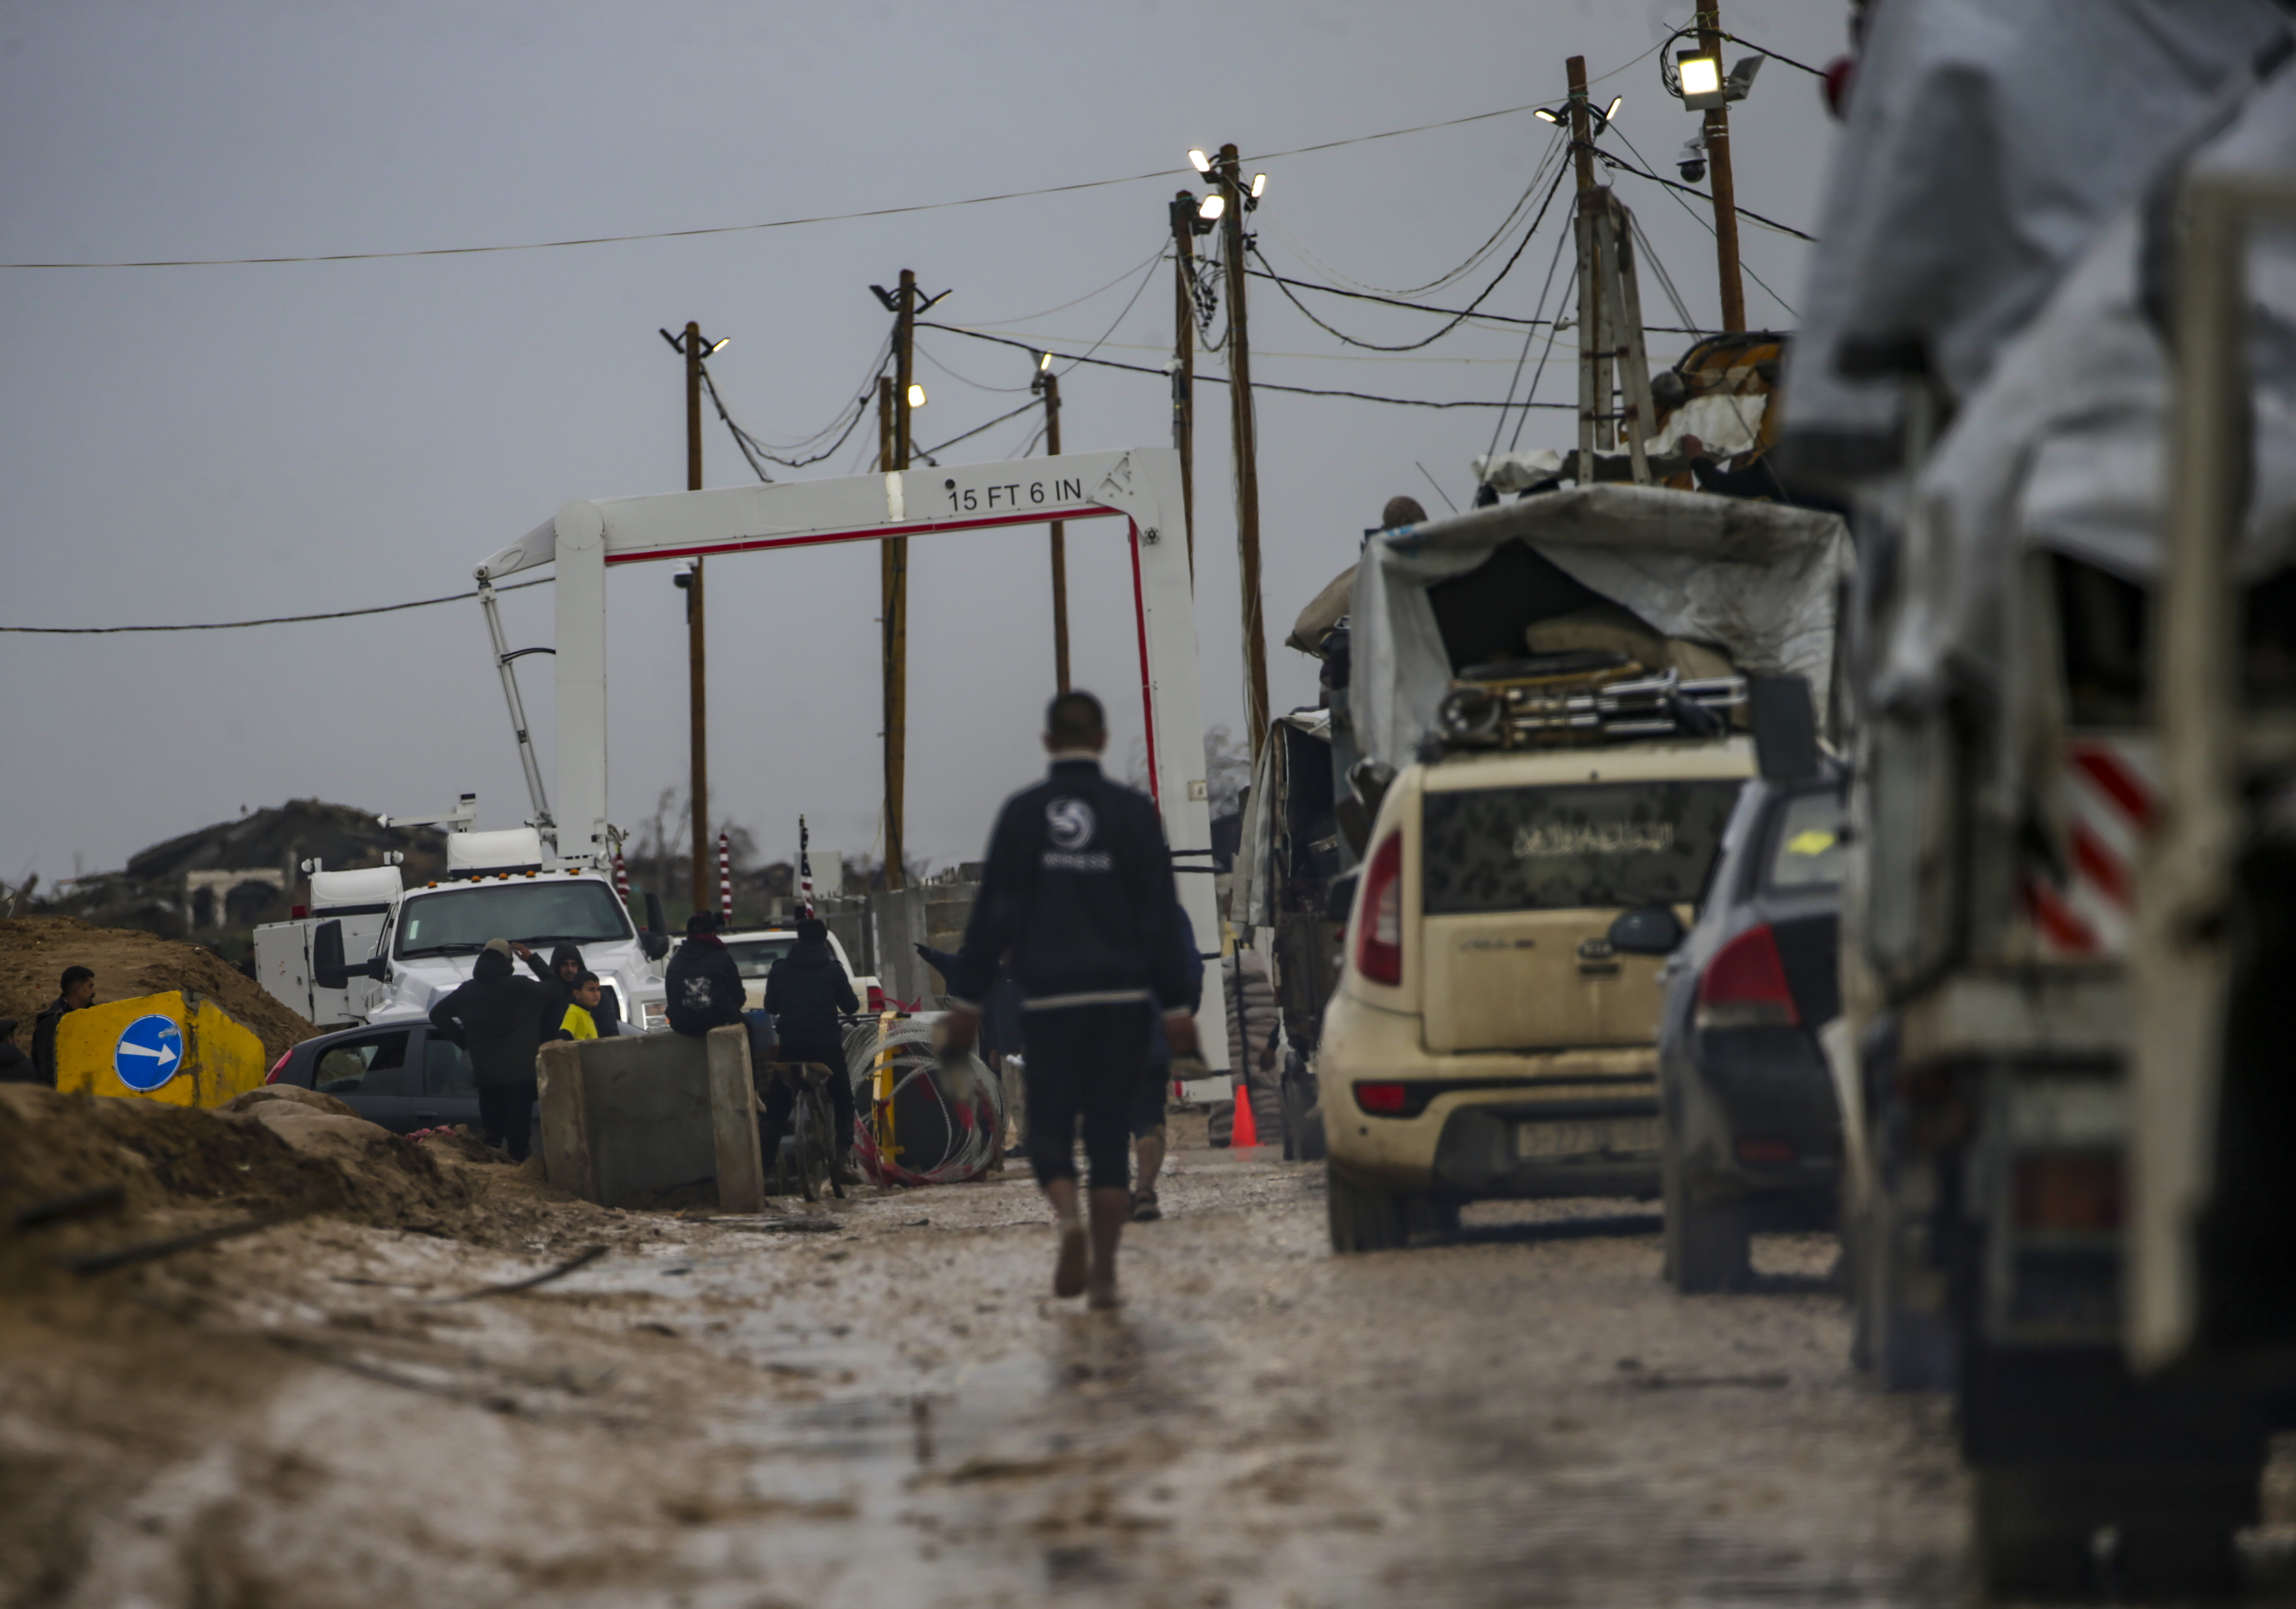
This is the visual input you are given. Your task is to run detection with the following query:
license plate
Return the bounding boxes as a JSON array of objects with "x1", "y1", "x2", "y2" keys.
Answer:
[{"x1": 1515, "y1": 1116, "x2": 1660, "y2": 1159}]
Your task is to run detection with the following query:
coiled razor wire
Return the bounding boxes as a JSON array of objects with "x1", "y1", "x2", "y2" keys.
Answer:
[{"x1": 842, "y1": 1018, "x2": 1003, "y2": 1188}]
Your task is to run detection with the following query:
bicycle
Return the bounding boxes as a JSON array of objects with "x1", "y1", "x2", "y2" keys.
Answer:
[{"x1": 756, "y1": 1059, "x2": 851, "y2": 1203}]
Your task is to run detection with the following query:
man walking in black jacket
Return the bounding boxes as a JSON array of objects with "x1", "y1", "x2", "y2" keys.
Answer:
[
  {"x1": 943, "y1": 691, "x2": 1199, "y2": 1309},
  {"x1": 763, "y1": 918, "x2": 860, "y2": 1166},
  {"x1": 427, "y1": 939, "x2": 554, "y2": 1159}
]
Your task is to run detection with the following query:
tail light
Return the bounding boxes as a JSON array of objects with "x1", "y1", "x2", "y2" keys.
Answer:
[
  {"x1": 867, "y1": 984, "x2": 885, "y2": 1013},
  {"x1": 1356, "y1": 832, "x2": 1405, "y2": 986},
  {"x1": 1354, "y1": 1081, "x2": 1408, "y2": 1115},
  {"x1": 1695, "y1": 923, "x2": 1798, "y2": 1030},
  {"x1": 265, "y1": 1050, "x2": 291, "y2": 1085}
]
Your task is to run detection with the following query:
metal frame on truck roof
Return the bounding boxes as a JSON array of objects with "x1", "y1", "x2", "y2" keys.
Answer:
[{"x1": 473, "y1": 444, "x2": 1230, "y2": 1075}]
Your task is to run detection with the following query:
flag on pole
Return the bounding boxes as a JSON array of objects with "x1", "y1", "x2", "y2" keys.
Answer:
[{"x1": 799, "y1": 814, "x2": 815, "y2": 919}]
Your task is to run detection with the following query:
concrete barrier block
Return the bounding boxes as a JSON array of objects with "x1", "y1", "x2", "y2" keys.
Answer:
[
  {"x1": 55, "y1": 990, "x2": 268, "y2": 1109},
  {"x1": 706, "y1": 1025, "x2": 765, "y2": 1214},
  {"x1": 537, "y1": 1030, "x2": 765, "y2": 1210},
  {"x1": 537, "y1": 1040, "x2": 593, "y2": 1198}
]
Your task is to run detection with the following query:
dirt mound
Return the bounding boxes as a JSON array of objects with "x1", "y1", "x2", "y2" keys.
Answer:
[
  {"x1": 0, "y1": 1085, "x2": 480, "y2": 1291},
  {"x1": 0, "y1": 914, "x2": 316, "y2": 1063}
]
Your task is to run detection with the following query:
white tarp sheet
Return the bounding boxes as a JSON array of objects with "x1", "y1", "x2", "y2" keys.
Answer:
[
  {"x1": 1233, "y1": 707, "x2": 1332, "y2": 930},
  {"x1": 1777, "y1": 0, "x2": 2287, "y2": 485},
  {"x1": 1350, "y1": 485, "x2": 1851, "y2": 770},
  {"x1": 1880, "y1": 46, "x2": 2296, "y2": 810}
]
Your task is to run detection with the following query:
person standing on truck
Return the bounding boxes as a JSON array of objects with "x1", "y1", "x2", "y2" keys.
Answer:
[
  {"x1": 763, "y1": 917, "x2": 860, "y2": 1161},
  {"x1": 1129, "y1": 903, "x2": 1205, "y2": 1222},
  {"x1": 426, "y1": 939, "x2": 552, "y2": 1160},
  {"x1": 30, "y1": 965, "x2": 96, "y2": 1089},
  {"x1": 665, "y1": 912, "x2": 745, "y2": 1037},
  {"x1": 941, "y1": 690, "x2": 1200, "y2": 1310}
]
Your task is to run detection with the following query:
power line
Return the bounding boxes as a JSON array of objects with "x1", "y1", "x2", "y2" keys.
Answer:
[
  {"x1": 1, "y1": 577, "x2": 551, "y2": 635},
  {"x1": 1605, "y1": 126, "x2": 1803, "y2": 318},
  {"x1": 1722, "y1": 33, "x2": 1831, "y2": 79},
  {"x1": 918, "y1": 399, "x2": 1042, "y2": 459},
  {"x1": 1247, "y1": 163, "x2": 1570, "y2": 352},
  {"x1": 1240, "y1": 265, "x2": 1712, "y2": 335},
  {"x1": 1261, "y1": 131, "x2": 1567, "y2": 300},
  {"x1": 916, "y1": 321, "x2": 1571, "y2": 409},
  {"x1": 1586, "y1": 140, "x2": 1816, "y2": 242},
  {"x1": 3, "y1": 102, "x2": 1561, "y2": 271}
]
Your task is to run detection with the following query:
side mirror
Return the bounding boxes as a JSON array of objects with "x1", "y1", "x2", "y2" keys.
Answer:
[
  {"x1": 311, "y1": 919, "x2": 355, "y2": 989},
  {"x1": 1607, "y1": 904, "x2": 1686, "y2": 956},
  {"x1": 644, "y1": 890, "x2": 667, "y2": 937},
  {"x1": 1749, "y1": 675, "x2": 1819, "y2": 782},
  {"x1": 641, "y1": 930, "x2": 670, "y2": 961}
]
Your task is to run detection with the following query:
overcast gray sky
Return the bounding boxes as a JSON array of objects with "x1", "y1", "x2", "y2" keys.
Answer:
[{"x1": 0, "y1": 0, "x2": 1846, "y2": 889}]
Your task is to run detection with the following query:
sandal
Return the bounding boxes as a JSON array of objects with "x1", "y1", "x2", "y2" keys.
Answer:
[{"x1": 1130, "y1": 1189, "x2": 1162, "y2": 1223}]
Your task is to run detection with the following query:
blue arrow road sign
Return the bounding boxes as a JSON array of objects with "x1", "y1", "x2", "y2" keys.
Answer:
[{"x1": 115, "y1": 1013, "x2": 184, "y2": 1092}]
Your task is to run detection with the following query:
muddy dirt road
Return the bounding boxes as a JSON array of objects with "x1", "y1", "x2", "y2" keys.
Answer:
[{"x1": 15, "y1": 1117, "x2": 2281, "y2": 1608}]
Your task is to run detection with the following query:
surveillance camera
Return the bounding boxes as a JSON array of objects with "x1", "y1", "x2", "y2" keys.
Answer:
[{"x1": 1679, "y1": 159, "x2": 1707, "y2": 184}]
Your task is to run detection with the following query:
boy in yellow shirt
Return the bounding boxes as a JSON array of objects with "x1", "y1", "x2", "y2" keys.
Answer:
[{"x1": 558, "y1": 971, "x2": 616, "y2": 1041}]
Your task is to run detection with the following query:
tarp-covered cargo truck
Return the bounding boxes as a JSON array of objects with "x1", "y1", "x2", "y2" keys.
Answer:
[{"x1": 1777, "y1": 0, "x2": 2296, "y2": 1589}]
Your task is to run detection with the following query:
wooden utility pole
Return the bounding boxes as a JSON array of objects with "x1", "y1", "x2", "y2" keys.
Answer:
[
  {"x1": 877, "y1": 362, "x2": 907, "y2": 894},
  {"x1": 1697, "y1": 4, "x2": 1748, "y2": 332},
  {"x1": 1566, "y1": 58, "x2": 1613, "y2": 468},
  {"x1": 1036, "y1": 368, "x2": 1071, "y2": 692},
  {"x1": 1216, "y1": 143, "x2": 1272, "y2": 763},
  {"x1": 1169, "y1": 191, "x2": 1198, "y2": 574},
  {"x1": 680, "y1": 320, "x2": 710, "y2": 916}
]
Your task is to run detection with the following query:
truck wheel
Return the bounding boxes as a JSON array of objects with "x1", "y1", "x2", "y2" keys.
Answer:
[
  {"x1": 1404, "y1": 1195, "x2": 1462, "y2": 1237},
  {"x1": 1973, "y1": 1461, "x2": 2254, "y2": 1599},
  {"x1": 1663, "y1": 1138, "x2": 1751, "y2": 1293},
  {"x1": 1327, "y1": 1163, "x2": 1406, "y2": 1254},
  {"x1": 1971, "y1": 1466, "x2": 2101, "y2": 1598},
  {"x1": 1661, "y1": 1129, "x2": 1750, "y2": 1292},
  {"x1": 1294, "y1": 1096, "x2": 1329, "y2": 1163}
]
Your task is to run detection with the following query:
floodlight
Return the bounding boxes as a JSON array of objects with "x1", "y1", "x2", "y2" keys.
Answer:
[
  {"x1": 708, "y1": 337, "x2": 730, "y2": 354},
  {"x1": 906, "y1": 383, "x2": 927, "y2": 409},
  {"x1": 1250, "y1": 172, "x2": 1267, "y2": 199},
  {"x1": 1187, "y1": 148, "x2": 1212, "y2": 174},
  {"x1": 1606, "y1": 96, "x2": 1623, "y2": 121},
  {"x1": 1039, "y1": 351, "x2": 1053, "y2": 372},
  {"x1": 1678, "y1": 50, "x2": 1725, "y2": 110},
  {"x1": 1533, "y1": 107, "x2": 1561, "y2": 124},
  {"x1": 1198, "y1": 193, "x2": 1226, "y2": 221}
]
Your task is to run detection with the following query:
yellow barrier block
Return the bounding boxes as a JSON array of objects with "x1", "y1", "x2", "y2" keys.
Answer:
[{"x1": 55, "y1": 990, "x2": 270, "y2": 1109}]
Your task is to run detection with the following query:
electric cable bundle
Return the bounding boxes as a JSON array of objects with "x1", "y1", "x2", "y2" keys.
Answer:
[{"x1": 841, "y1": 1018, "x2": 1004, "y2": 1187}]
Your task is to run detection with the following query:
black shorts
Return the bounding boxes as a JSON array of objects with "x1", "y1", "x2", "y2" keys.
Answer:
[
  {"x1": 1129, "y1": 1061, "x2": 1170, "y2": 1140},
  {"x1": 1020, "y1": 1000, "x2": 1149, "y2": 1190}
]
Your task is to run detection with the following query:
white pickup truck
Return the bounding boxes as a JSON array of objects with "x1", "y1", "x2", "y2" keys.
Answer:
[{"x1": 254, "y1": 825, "x2": 670, "y2": 1035}]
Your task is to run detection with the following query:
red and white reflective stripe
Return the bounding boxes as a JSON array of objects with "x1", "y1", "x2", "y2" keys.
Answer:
[
  {"x1": 612, "y1": 851, "x2": 631, "y2": 906},
  {"x1": 718, "y1": 830, "x2": 733, "y2": 921},
  {"x1": 2024, "y1": 736, "x2": 2160, "y2": 957}
]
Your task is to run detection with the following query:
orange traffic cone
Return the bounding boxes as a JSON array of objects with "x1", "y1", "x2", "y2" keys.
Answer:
[{"x1": 1230, "y1": 1071, "x2": 1260, "y2": 1148}]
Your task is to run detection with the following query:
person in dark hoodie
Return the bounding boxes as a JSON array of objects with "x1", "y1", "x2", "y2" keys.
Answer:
[
  {"x1": 31, "y1": 966, "x2": 96, "y2": 1089},
  {"x1": 427, "y1": 938, "x2": 554, "y2": 1159},
  {"x1": 513, "y1": 941, "x2": 622, "y2": 1034},
  {"x1": 665, "y1": 912, "x2": 745, "y2": 1037},
  {"x1": 763, "y1": 918, "x2": 860, "y2": 1162},
  {"x1": 0, "y1": 1018, "x2": 31, "y2": 1084}
]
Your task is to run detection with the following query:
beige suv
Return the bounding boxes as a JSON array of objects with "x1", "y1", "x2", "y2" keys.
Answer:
[{"x1": 1320, "y1": 735, "x2": 1753, "y2": 1251}]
